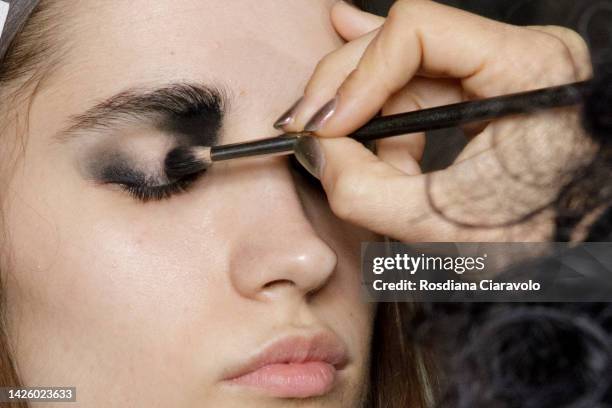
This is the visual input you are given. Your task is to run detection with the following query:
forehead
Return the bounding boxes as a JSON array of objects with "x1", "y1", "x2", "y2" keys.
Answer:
[
  {"x1": 71, "y1": 0, "x2": 338, "y2": 91},
  {"x1": 36, "y1": 0, "x2": 340, "y2": 136}
]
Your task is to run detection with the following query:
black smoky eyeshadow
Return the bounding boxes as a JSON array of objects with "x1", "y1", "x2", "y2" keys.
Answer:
[
  {"x1": 65, "y1": 83, "x2": 227, "y2": 149},
  {"x1": 98, "y1": 162, "x2": 152, "y2": 187},
  {"x1": 153, "y1": 85, "x2": 225, "y2": 147},
  {"x1": 94, "y1": 157, "x2": 203, "y2": 202},
  {"x1": 87, "y1": 150, "x2": 158, "y2": 186}
]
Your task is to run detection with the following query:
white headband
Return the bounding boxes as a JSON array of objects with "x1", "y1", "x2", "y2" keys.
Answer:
[{"x1": 0, "y1": 2, "x2": 9, "y2": 42}]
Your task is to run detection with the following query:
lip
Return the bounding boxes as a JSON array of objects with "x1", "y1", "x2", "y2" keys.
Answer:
[{"x1": 223, "y1": 332, "x2": 349, "y2": 399}]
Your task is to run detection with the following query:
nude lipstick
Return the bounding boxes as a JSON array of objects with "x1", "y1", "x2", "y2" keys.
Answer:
[{"x1": 224, "y1": 333, "x2": 348, "y2": 399}]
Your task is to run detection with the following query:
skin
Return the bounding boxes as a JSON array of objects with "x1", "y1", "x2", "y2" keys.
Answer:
[
  {"x1": 284, "y1": 0, "x2": 595, "y2": 243},
  {"x1": 2, "y1": 1, "x2": 376, "y2": 407}
]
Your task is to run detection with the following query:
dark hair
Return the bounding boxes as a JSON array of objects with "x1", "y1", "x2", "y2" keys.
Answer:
[
  {"x1": 409, "y1": 68, "x2": 612, "y2": 408},
  {"x1": 0, "y1": 1, "x2": 40, "y2": 63},
  {"x1": 1, "y1": 2, "x2": 45, "y2": 406}
]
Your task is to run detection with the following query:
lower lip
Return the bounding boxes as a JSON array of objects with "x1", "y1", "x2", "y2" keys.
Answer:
[{"x1": 229, "y1": 361, "x2": 337, "y2": 398}]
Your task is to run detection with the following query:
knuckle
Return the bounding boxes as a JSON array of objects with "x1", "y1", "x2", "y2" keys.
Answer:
[
  {"x1": 556, "y1": 27, "x2": 592, "y2": 68},
  {"x1": 304, "y1": 53, "x2": 339, "y2": 97},
  {"x1": 370, "y1": 43, "x2": 399, "y2": 95},
  {"x1": 542, "y1": 30, "x2": 570, "y2": 56},
  {"x1": 349, "y1": 37, "x2": 401, "y2": 97},
  {"x1": 533, "y1": 26, "x2": 591, "y2": 80},
  {"x1": 373, "y1": 32, "x2": 396, "y2": 71},
  {"x1": 549, "y1": 26, "x2": 589, "y2": 54},
  {"x1": 387, "y1": 1, "x2": 408, "y2": 22},
  {"x1": 343, "y1": 67, "x2": 362, "y2": 85},
  {"x1": 533, "y1": 29, "x2": 579, "y2": 81},
  {"x1": 340, "y1": 67, "x2": 368, "y2": 97},
  {"x1": 312, "y1": 52, "x2": 337, "y2": 78},
  {"x1": 388, "y1": 0, "x2": 421, "y2": 22}
]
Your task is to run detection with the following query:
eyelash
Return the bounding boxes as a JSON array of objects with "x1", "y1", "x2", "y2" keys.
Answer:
[
  {"x1": 117, "y1": 173, "x2": 203, "y2": 203},
  {"x1": 106, "y1": 156, "x2": 314, "y2": 204}
]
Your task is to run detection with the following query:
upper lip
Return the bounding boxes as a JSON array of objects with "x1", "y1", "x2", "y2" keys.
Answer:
[{"x1": 222, "y1": 331, "x2": 349, "y2": 381}]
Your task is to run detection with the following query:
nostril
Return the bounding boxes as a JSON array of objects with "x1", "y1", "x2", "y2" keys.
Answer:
[{"x1": 262, "y1": 279, "x2": 295, "y2": 290}]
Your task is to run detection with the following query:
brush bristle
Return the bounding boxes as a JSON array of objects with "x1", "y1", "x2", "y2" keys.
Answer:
[{"x1": 164, "y1": 146, "x2": 210, "y2": 180}]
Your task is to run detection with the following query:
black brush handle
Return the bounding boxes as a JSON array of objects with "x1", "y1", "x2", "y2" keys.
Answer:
[
  {"x1": 351, "y1": 80, "x2": 591, "y2": 142},
  {"x1": 211, "y1": 134, "x2": 298, "y2": 161},
  {"x1": 211, "y1": 80, "x2": 591, "y2": 161}
]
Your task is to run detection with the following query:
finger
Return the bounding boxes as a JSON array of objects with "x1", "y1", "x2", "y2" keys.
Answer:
[
  {"x1": 295, "y1": 0, "x2": 585, "y2": 138},
  {"x1": 376, "y1": 101, "x2": 424, "y2": 175},
  {"x1": 295, "y1": 136, "x2": 458, "y2": 241},
  {"x1": 281, "y1": 30, "x2": 378, "y2": 133},
  {"x1": 274, "y1": 3, "x2": 382, "y2": 132},
  {"x1": 526, "y1": 25, "x2": 593, "y2": 80},
  {"x1": 377, "y1": 77, "x2": 464, "y2": 172},
  {"x1": 298, "y1": 135, "x2": 557, "y2": 242},
  {"x1": 331, "y1": 1, "x2": 384, "y2": 41},
  {"x1": 459, "y1": 25, "x2": 592, "y2": 150}
]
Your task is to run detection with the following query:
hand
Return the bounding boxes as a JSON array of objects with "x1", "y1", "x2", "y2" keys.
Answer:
[{"x1": 276, "y1": 0, "x2": 594, "y2": 242}]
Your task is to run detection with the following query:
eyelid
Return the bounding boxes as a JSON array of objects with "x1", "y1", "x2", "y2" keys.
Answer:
[
  {"x1": 97, "y1": 152, "x2": 209, "y2": 202},
  {"x1": 110, "y1": 171, "x2": 205, "y2": 203},
  {"x1": 119, "y1": 180, "x2": 189, "y2": 202}
]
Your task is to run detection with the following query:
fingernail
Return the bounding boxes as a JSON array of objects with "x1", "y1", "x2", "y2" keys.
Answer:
[
  {"x1": 274, "y1": 97, "x2": 303, "y2": 130},
  {"x1": 304, "y1": 96, "x2": 339, "y2": 133},
  {"x1": 294, "y1": 136, "x2": 325, "y2": 180}
]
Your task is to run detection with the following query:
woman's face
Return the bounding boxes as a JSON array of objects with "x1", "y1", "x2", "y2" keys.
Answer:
[{"x1": 2, "y1": 0, "x2": 376, "y2": 406}]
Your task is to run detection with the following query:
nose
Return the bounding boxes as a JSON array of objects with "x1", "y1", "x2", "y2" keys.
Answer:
[{"x1": 227, "y1": 161, "x2": 338, "y2": 301}]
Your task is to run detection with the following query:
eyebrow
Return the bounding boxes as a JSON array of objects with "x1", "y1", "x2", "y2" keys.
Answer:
[{"x1": 55, "y1": 83, "x2": 231, "y2": 144}]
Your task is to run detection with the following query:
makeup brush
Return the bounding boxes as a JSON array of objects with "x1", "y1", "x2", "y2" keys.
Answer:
[{"x1": 165, "y1": 80, "x2": 591, "y2": 180}]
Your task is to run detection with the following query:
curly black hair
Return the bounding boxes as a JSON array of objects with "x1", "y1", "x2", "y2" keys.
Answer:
[{"x1": 409, "y1": 68, "x2": 612, "y2": 408}]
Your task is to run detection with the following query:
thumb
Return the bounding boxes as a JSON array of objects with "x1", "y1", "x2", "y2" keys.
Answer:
[
  {"x1": 294, "y1": 136, "x2": 454, "y2": 241},
  {"x1": 331, "y1": 1, "x2": 384, "y2": 41}
]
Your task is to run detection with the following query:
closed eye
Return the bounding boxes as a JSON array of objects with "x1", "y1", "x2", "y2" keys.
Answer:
[
  {"x1": 97, "y1": 160, "x2": 206, "y2": 203},
  {"x1": 115, "y1": 172, "x2": 203, "y2": 203}
]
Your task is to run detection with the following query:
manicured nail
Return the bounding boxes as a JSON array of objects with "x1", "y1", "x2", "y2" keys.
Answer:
[
  {"x1": 304, "y1": 96, "x2": 339, "y2": 133},
  {"x1": 274, "y1": 97, "x2": 303, "y2": 130},
  {"x1": 294, "y1": 136, "x2": 325, "y2": 180}
]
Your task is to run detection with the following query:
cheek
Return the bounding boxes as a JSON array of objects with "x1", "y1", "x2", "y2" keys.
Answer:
[
  {"x1": 3, "y1": 167, "x2": 236, "y2": 392},
  {"x1": 6, "y1": 189, "x2": 232, "y2": 324}
]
